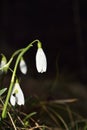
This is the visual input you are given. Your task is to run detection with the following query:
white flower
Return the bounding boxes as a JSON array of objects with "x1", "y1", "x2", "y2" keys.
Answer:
[
  {"x1": 10, "y1": 82, "x2": 25, "y2": 106},
  {"x1": 19, "y1": 58, "x2": 27, "y2": 74},
  {"x1": 0, "y1": 54, "x2": 7, "y2": 68},
  {"x1": 0, "y1": 60, "x2": 6, "y2": 68},
  {"x1": 0, "y1": 54, "x2": 7, "y2": 74},
  {"x1": 36, "y1": 48, "x2": 47, "y2": 73}
]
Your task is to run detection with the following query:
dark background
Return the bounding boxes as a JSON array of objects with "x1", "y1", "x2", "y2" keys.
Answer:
[
  {"x1": 0, "y1": 0, "x2": 87, "y2": 115},
  {"x1": 0, "y1": 0, "x2": 87, "y2": 82}
]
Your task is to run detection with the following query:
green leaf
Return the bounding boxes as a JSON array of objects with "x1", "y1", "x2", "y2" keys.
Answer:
[
  {"x1": 23, "y1": 112, "x2": 37, "y2": 122},
  {"x1": 0, "y1": 88, "x2": 7, "y2": 96}
]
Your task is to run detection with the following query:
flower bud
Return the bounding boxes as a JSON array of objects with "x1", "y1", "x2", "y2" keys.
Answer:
[
  {"x1": 0, "y1": 54, "x2": 7, "y2": 74},
  {"x1": 19, "y1": 57, "x2": 27, "y2": 74},
  {"x1": 36, "y1": 47, "x2": 47, "y2": 73}
]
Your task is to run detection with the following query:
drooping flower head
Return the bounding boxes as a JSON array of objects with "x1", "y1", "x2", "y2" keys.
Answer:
[
  {"x1": 10, "y1": 81, "x2": 25, "y2": 106},
  {"x1": 0, "y1": 54, "x2": 7, "y2": 67},
  {"x1": 35, "y1": 42, "x2": 47, "y2": 73},
  {"x1": 19, "y1": 57, "x2": 27, "y2": 74},
  {"x1": 0, "y1": 54, "x2": 7, "y2": 74}
]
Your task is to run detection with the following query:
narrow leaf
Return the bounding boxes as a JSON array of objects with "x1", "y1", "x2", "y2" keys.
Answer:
[{"x1": 0, "y1": 88, "x2": 7, "y2": 96}]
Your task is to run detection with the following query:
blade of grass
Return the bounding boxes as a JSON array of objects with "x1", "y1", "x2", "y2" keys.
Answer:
[
  {"x1": 0, "y1": 88, "x2": 7, "y2": 96},
  {"x1": 23, "y1": 112, "x2": 37, "y2": 122},
  {"x1": 48, "y1": 106, "x2": 69, "y2": 130},
  {"x1": 41, "y1": 104, "x2": 61, "y2": 127},
  {"x1": 8, "y1": 112, "x2": 17, "y2": 130}
]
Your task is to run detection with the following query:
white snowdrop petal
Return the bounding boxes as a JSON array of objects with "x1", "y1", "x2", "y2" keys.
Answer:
[
  {"x1": 0, "y1": 54, "x2": 7, "y2": 68},
  {"x1": 19, "y1": 59, "x2": 27, "y2": 74},
  {"x1": 10, "y1": 94, "x2": 16, "y2": 106},
  {"x1": 0, "y1": 60, "x2": 6, "y2": 68},
  {"x1": 16, "y1": 85, "x2": 25, "y2": 105},
  {"x1": 36, "y1": 48, "x2": 47, "y2": 73},
  {"x1": 10, "y1": 83, "x2": 17, "y2": 106}
]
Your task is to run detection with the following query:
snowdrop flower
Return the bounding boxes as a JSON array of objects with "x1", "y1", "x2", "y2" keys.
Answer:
[
  {"x1": 19, "y1": 57, "x2": 27, "y2": 74},
  {"x1": 0, "y1": 60, "x2": 6, "y2": 68},
  {"x1": 36, "y1": 42, "x2": 47, "y2": 73},
  {"x1": 0, "y1": 54, "x2": 7, "y2": 74},
  {"x1": 10, "y1": 82, "x2": 25, "y2": 106},
  {"x1": 0, "y1": 54, "x2": 7, "y2": 68}
]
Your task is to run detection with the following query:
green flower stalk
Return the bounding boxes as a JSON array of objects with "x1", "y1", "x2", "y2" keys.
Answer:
[{"x1": 0, "y1": 49, "x2": 23, "y2": 73}]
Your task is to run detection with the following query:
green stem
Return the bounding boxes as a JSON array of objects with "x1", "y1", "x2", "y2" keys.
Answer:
[
  {"x1": 7, "y1": 49, "x2": 24, "y2": 67},
  {"x1": 0, "y1": 49, "x2": 23, "y2": 72},
  {"x1": 2, "y1": 39, "x2": 39, "y2": 118}
]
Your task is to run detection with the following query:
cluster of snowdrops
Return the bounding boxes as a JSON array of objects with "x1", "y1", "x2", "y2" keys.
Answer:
[{"x1": 0, "y1": 40, "x2": 47, "y2": 119}]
